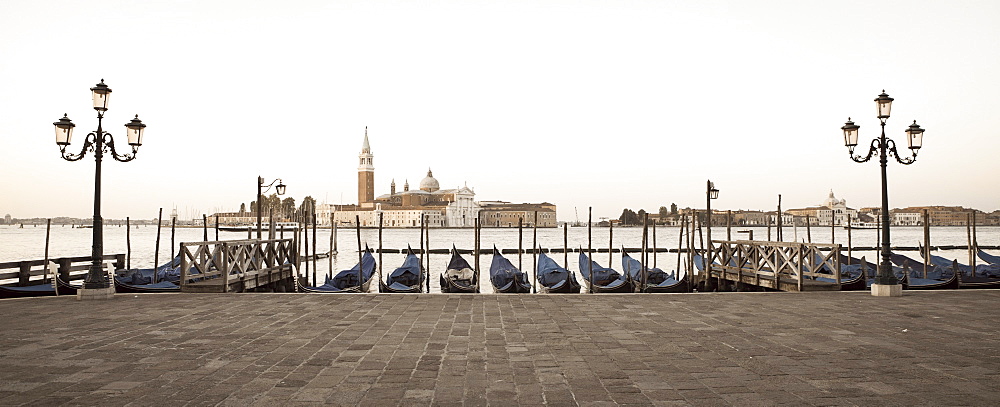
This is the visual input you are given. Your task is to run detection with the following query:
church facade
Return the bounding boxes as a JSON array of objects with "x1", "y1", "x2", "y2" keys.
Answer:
[{"x1": 315, "y1": 130, "x2": 555, "y2": 227}]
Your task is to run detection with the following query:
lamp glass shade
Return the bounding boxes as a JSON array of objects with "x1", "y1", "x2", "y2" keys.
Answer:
[
  {"x1": 90, "y1": 80, "x2": 112, "y2": 111},
  {"x1": 875, "y1": 91, "x2": 893, "y2": 119},
  {"x1": 276, "y1": 183, "x2": 287, "y2": 195},
  {"x1": 709, "y1": 188, "x2": 720, "y2": 200},
  {"x1": 124, "y1": 115, "x2": 146, "y2": 146},
  {"x1": 841, "y1": 119, "x2": 859, "y2": 147},
  {"x1": 906, "y1": 120, "x2": 924, "y2": 150},
  {"x1": 53, "y1": 115, "x2": 75, "y2": 145}
]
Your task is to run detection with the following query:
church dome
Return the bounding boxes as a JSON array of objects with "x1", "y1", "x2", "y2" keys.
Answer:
[{"x1": 420, "y1": 168, "x2": 440, "y2": 192}]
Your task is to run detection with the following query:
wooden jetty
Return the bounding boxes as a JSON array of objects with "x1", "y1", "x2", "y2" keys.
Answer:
[
  {"x1": 704, "y1": 240, "x2": 845, "y2": 292},
  {"x1": 178, "y1": 238, "x2": 296, "y2": 293}
]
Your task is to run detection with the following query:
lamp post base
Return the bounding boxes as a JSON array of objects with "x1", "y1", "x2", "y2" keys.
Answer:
[
  {"x1": 77, "y1": 286, "x2": 116, "y2": 300},
  {"x1": 870, "y1": 283, "x2": 902, "y2": 297}
]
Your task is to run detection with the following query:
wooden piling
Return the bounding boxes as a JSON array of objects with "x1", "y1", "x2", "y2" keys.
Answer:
[
  {"x1": 676, "y1": 214, "x2": 685, "y2": 280},
  {"x1": 653, "y1": 221, "x2": 657, "y2": 269},
  {"x1": 777, "y1": 194, "x2": 783, "y2": 242},
  {"x1": 43, "y1": 219, "x2": 51, "y2": 282},
  {"x1": 532, "y1": 212, "x2": 538, "y2": 294},
  {"x1": 306, "y1": 214, "x2": 312, "y2": 287},
  {"x1": 847, "y1": 216, "x2": 853, "y2": 265},
  {"x1": 125, "y1": 217, "x2": 131, "y2": 271},
  {"x1": 355, "y1": 215, "x2": 362, "y2": 292},
  {"x1": 587, "y1": 207, "x2": 593, "y2": 294},
  {"x1": 203, "y1": 214, "x2": 208, "y2": 241},
  {"x1": 420, "y1": 214, "x2": 425, "y2": 293},
  {"x1": 641, "y1": 214, "x2": 648, "y2": 291},
  {"x1": 563, "y1": 222, "x2": 568, "y2": 270},
  {"x1": 425, "y1": 215, "x2": 430, "y2": 293},
  {"x1": 518, "y1": 218, "x2": 523, "y2": 273},
  {"x1": 170, "y1": 216, "x2": 176, "y2": 273},
  {"x1": 215, "y1": 215, "x2": 219, "y2": 241},
  {"x1": 923, "y1": 209, "x2": 930, "y2": 279},
  {"x1": 329, "y1": 213, "x2": 334, "y2": 279},
  {"x1": 475, "y1": 217, "x2": 481, "y2": 293},
  {"x1": 608, "y1": 217, "x2": 613, "y2": 267},
  {"x1": 831, "y1": 215, "x2": 835, "y2": 245},
  {"x1": 312, "y1": 212, "x2": 318, "y2": 275},
  {"x1": 726, "y1": 210, "x2": 732, "y2": 241},
  {"x1": 967, "y1": 213, "x2": 974, "y2": 271},
  {"x1": 767, "y1": 215, "x2": 772, "y2": 241},
  {"x1": 806, "y1": 215, "x2": 812, "y2": 243},
  {"x1": 154, "y1": 208, "x2": 163, "y2": 282},
  {"x1": 378, "y1": 213, "x2": 383, "y2": 289}
]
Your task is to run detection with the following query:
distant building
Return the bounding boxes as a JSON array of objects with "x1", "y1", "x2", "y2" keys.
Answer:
[
  {"x1": 478, "y1": 201, "x2": 557, "y2": 227},
  {"x1": 785, "y1": 190, "x2": 859, "y2": 226},
  {"x1": 313, "y1": 130, "x2": 555, "y2": 227},
  {"x1": 3, "y1": 214, "x2": 10, "y2": 224}
]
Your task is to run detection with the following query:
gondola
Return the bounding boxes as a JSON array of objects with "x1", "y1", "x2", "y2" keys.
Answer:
[
  {"x1": 578, "y1": 251, "x2": 631, "y2": 293},
  {"x1": 298, "y1": 248, "x2": 376, "y2": 293},
  {"x1": 379, "y1": 246, "x2": 423, "y2": 293},
  {"x1": 621, "y1": 251, "x2": 687, "y2": 293},
  {"x1": 918, "y1": 246, "x2": 1000, "y2": 289},
  {"x1": 115, "y1": 254, "x2": 183, "y2": 284},
  {"x1": 0, "y1": 276, "x2": 80, "y2": 299},
  {"x1": 488, "y1": 246, "x2": 531, "y2": 293},
  {"x1": 535, "y1": 251, "x2": 580, "y2": 294},
  {"x1": 113, "y1": 276, "x2": 180, "y2": 293},
  {"x1": 440, "y1": 245, "x2": 479, "y2": 293},
  {"x1": 888, "y1": 252, "x2": 959, "y2": 290}
]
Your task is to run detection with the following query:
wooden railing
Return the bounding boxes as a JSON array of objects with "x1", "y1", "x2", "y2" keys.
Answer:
[
  {"x1": 708, "y1": 240, "x2": 842, "y2": 291},
  {"x1": 0, "y1": 254, "x2": 125, "y2": 286},
  {"x1": 179, "y1": 238, "x2": 296, "y2": 292}
]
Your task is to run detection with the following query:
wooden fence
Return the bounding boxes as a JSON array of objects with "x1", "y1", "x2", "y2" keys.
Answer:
[
  {"x1": 707, "y1": 240, "x2": 843, "y2": 291},
  {"x1": 0, "y1": 254, "x2": 125, "y2": 286},
  {"x1": 179, "y1": 238, "x2": 296, "y2": 293}
]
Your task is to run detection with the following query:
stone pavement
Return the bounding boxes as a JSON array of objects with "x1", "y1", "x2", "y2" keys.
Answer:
[{"x1": 1, "y1": 290, "x2": 998, "y2": 406}]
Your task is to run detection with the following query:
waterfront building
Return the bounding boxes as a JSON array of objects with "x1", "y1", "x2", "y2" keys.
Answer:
[
  {"x1": 785, "y1": 190, "x2": 859, "y2": 226},
  {"x1": 313, "y1": 131, "x2": 555, "y2": 227},
  {"x1": 478, "y1": 201, "x2": 557, "y2": 227}
]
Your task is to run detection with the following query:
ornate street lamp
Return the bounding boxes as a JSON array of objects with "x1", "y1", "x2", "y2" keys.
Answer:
[
  {"x1": 705, "y1": 180, "x2": 719, "y2": 288},
  {"x1": 53, "y1": 79, "x2": 146, "y2": 293},
  {"x1": 842, "y1": 90, "x2": 924, "y2": 296},
  {"x1": 257, "y1": 177, "x2": 286, "y2": 239}
]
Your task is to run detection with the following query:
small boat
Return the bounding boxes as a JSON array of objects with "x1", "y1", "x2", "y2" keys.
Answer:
[
  {"x1": 440, "y1": 245, "x2": 479, "y2": 293},
  {"x1": 886, "y1": 253, "x2": 959, "y2": 290},
  {"x1": 113, "y1": 278, "x2": 181, "y2": 293},
  {"x1": 488, "y1": 246, "x2": 531, "y2": 293},
  {"x1": 379, "y1": 246, "x2": 423, "y2": 293},
  {"x1": 0, "y1": 278, "x2": 78, "y2": 299},
  {"x1": 843, "y1": 222, "x2": 879, "y2": 230},
  {"x1": 535, "y1": 251, "x2": 580, "y2": 294},
  {"x1": 299, "y1": 249, "x2": 376, "y2": 293},
  {"x1": 578, "y1": 251, "x2": 631, "y2": 293},
  {"x1": 217, "y1": 222, "x2": 300, "y2": 232},
  {"x1": 622, "y1": 251, "x2": 687, "y2": 293},
  {"x1": 918, "y1": 246, "x2": 1000, "y2": 289}
]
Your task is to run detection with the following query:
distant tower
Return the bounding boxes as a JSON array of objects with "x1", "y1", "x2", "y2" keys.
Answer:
[
  {"x1": 358, "y1": 127, "x2": 375, "y2": 205},
  {"x1": 390, "y1": 179, "x2": 396, "y2": 195},
  {"x1": 404, "y1": 179, "x2": 410, "y2": 192}
]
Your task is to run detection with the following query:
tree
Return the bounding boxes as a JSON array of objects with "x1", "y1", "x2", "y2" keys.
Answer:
[
  {"x1": 618, "y1": 209, "x2": 638, "y2": 226},
  {"x1": 299, "y1": 196, "x2": 317, "y2": 217},
  {"x1": 249, "y1": 201, "x2": 257, "y2": 213},
  {"x1": 670, "y1": 203, "x2": 678, "y2": 215},
  {"x1": 658, "y1": 206, "x2": 669, "y2": 220},
  {"x1": 240, "y1": 203, "x2": 246, "y2": 213},
  {"x1": 637, "y1": 209, "x2": 647, "y2": 224}
]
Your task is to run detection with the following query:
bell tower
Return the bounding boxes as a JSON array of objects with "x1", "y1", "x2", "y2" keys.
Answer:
[{"x1": 358, "y1": 127, "x2": 375, "y2": 206}]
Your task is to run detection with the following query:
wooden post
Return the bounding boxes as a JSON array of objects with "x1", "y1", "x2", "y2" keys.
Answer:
[
  {"x1": 329, "y1": 213, "x2": 334, "y2": 279},
  {"x1": 518, "y1": 217, "x2": 523, "y2": 273},
  {"x1": 378, "y1": 213, "x2": 383, "y2": 290},
  {"x1": 776, "y1": 194, "x2": 783, "y2": 242},
  {"x1": 306, "y1": 213, "x2": 312, "y2": 287},
  {"x1": 652, "y1": 221, "x2": 657, "y2": 269},
  {"x1": 806, "y1": 215, "x2": 812, "y2": 243},
  {"x1": 154, "y1": 208, "x2": 163, "y2": 283},
  {"x1": 726, "y1": 210, "x2": 732, "y2": 242},
  {"x1": 641, "y1": 214, "x2": 648, "y2": 292},
  {"x1": 923, "y1": 209, "x2": 930, "y2": 279},
  {"x1": 608, "y1": 219, "x2": 614, "y2": 267},
  {"x1": 676, "y1": 214, "x2": 685, "y2": 281},
  {"x1": 847, "y1": 216, "x2": 853, "y2": 266},
  {"x1": 563, "y1": 222, "x2": 568, "y2": 270},
  {"x1": 532, "y1": 214, "x2": 538, "y2": 294},
  {"x1": 475, "y1": 217, "x2": 481, "y2": 293},
  {"x1": 587, "y1": 207, "x2": 593, "y2": 293},
  {"x1": 419, "y1": 213, "x2": 425, "y2": 293},
  {"x1": 312, "y1": 212, "x2": 318, "y2": 275},
  {"x1": 43, "y1": 219, "x2": 52, "y2": 281},
  {"x1": 425, "y1": 214, "x2": 431, "y2": 293},
  {"x1": 972, "y1": 212, "x2": 978, "y2": 271},
  {"x1": 356, "y1": 215, "x2": 362, "y2": 292},
  {"x1": 215, "y1": 215, "x2": 220, "y2": 241},
  {"x1": 967, "y1": 213, "x2": 974, "y2": 273},
  {"x1": 831, "y1": 214, "x2": 835, "y2": 245},
  {"x1": 170, "y1": 216, "x2": 176, "y2": 273},
  {"x1": 766, "y1": 215, "x2": 772, "y2": 241},
  {"x1": 125, "y1": 217, "x2": 131, "y2": 271},
  {"x1": 203, "y1": 214, "x2": 208, "y2": 241}
]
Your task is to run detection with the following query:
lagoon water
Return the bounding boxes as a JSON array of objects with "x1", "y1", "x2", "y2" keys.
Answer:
[{"x1": 2, "y1": 224, "x2": 997, "y2": 293}]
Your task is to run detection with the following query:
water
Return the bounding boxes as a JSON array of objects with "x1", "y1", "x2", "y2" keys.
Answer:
[{"x1": 2, "y1": 224, "x2": 997, "y2": 292}]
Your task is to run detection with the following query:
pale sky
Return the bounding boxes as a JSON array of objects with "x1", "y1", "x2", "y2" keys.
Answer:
[{"x1": 2, "y1": 0, "x2": 998, "y2": 221}]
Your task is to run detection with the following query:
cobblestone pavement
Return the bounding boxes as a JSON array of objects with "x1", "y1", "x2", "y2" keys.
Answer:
[{"x1": 1, "y1": 290, "x2": 998, "y2": 406}]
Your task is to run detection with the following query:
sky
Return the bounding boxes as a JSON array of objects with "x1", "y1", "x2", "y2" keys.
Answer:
[{"x1": 2, "y1": 0, "x2": 999, "y2": 222}]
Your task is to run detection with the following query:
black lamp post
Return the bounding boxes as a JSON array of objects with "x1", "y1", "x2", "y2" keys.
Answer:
[
  {"x1": 842, "y1": 90, "x2": 924, "y2": 288},
  {"x1": 53, "y1": 79, "x2": 146, "y2": 289},
  {"x1": 705, "y1": 180, "x2": 719, "y2": 286},
  {"x1": 257, "y1": 177, "x2": 286, "y2": 239}
]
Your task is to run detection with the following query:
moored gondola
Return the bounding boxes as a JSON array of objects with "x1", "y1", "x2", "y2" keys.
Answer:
[
  {"x1": 918, "y1": 246, "x2": 1000, "y2": 289},
  {"x1": 578, "y1": 251, "x2": 631, "y2": 293},
  {"x1": 440, "y1": 245, "x2": 479, "y2": 293},
  {"x1": 299, "y1": 248, "x2": 376, "y2": 293},
  {"x1": 622, "y1": 251, "x2": 687, "y2": 293},
  {"x1": 488, "y1": 246, "x2": 531, "y2": 293},
  {"x1": 535, "y1": 250, "x2": 580, "y2": 294},
  {"x1": 379, "y1": 246, "x2": 423, "y2": 293}
]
